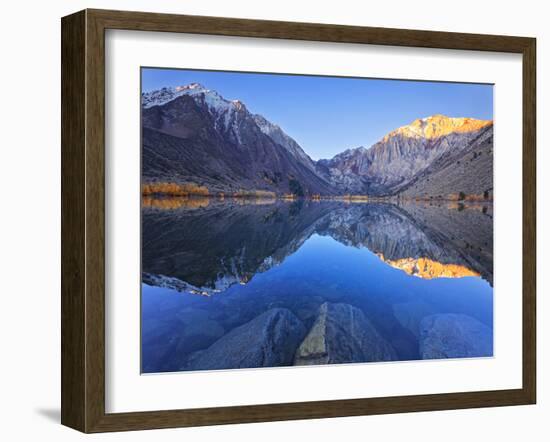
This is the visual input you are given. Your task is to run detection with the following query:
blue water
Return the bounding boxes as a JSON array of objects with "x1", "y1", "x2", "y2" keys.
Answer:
[{"x1": 141, "y1": 200, "x2": 493, "y2": 373}]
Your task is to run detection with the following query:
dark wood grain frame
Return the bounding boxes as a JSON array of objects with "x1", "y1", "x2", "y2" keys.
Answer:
[{"x1": 61, "y1": 8, "x2": 536, "y2": 433}]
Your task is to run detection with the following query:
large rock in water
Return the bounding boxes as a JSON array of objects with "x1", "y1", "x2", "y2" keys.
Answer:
[
  {"x1": 294, "y1": 302, "x2": 397, "y2": 365},
  {"x1": 393, "y1": 301, "x2": 435, "y2": 339},
  {"x1": 419, "y1": 314, "x2": 493, "y2": 359},
  {"x1": 186, "y1": 308, "x2": 306, "y2": 371}
]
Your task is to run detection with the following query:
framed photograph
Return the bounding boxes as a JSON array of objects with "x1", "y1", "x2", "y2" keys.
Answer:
[{"x1": 61, "y1": 9, "x2": 536, "y2": 433}]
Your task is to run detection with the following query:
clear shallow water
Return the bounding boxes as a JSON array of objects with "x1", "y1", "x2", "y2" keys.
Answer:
[{"x1": 141, "y1": 199, "x2": 493, "y2": 373}]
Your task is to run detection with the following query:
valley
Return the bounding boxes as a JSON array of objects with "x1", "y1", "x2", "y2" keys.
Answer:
[{"x1": 141, "y1": 83, "x2": 493, "y2": 201}]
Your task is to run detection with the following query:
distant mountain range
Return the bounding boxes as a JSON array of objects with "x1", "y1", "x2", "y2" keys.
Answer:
[{"x1": 141, "y1": 83, "x2": 493, "y2": 199}]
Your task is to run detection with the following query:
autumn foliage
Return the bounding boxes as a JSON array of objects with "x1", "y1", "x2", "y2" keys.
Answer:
[
  {"x1": 232, "y1": 189, "x2": 276, "y2": 198},
  {"x1": 142, "y1": 182, "x2": 209, "y2": 196},
  {"x1": 342, "y1": 194, "x2": 369, "y2": 202}
]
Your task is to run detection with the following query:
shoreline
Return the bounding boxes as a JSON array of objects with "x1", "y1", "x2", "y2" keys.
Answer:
[{"x1": 142, "y1": 193, "x2": 494, "y2": 204}]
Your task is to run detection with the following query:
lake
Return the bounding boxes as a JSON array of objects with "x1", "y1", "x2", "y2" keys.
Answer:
[{"x1": 141, "y1": 198, "x2": 493, "y2": 373}]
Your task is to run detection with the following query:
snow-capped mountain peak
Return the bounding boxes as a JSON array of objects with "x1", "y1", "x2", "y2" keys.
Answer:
[
  {"x1": 142, "y1": 83, "x2": 253, "y2": 136},
  {"x1": 142, "y1": 84, "x2": 318, "y2": 171},
  {"x1": 142, "y1": 83, "x2": 228, "y2": 110},
  {"x1": 174, "y1": 82, "x2": 204, "y2": 92},
  {"x1": 383, "y1": 114, "x2": 493, "y2": 141}
]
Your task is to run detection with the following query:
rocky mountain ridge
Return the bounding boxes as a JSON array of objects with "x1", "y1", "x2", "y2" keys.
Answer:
[
  {"x1": 142, "y1": 85, "x2": 335, "y2": 196},
  {"x1": 318, "y1": 115, "x2": 493, "y2": 196},
  {"x1": 142, "y1": 84, "x2": 493, "y2": 198}
]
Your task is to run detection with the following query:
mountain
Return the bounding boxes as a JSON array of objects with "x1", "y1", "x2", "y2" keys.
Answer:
[
  {"x1": 251, "y1": 113, "x2": 318, "y2": 173},
  {"x1": 141, "y1": 84, "x2": 335, "y2": 196},
  {"x1": 318, "y1": 115, "x2": 493, "y2": 197},
  {"x1": 398, "y1": 122, "x2": 493, "y2": 200},
  {"x1": 142, "y1": 84, "x2": 493, "y2": 199}
]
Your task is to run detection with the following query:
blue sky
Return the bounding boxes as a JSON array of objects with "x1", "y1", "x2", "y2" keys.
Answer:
[{"x1": 142, "y1": 68, "x2": 493, "y2": 160}]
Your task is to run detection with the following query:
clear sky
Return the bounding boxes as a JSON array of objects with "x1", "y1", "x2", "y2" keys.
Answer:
[{"x1": 142, "y1": 68, "x2": 493, "y2": 160}]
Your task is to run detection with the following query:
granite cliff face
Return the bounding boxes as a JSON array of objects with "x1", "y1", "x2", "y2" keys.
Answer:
[
  {"x1": 398, "y1": 122, "x2": 493, "y2": 200},
  {"x1": 318, "y1": 115, "x2": 493, "y2": 196}
]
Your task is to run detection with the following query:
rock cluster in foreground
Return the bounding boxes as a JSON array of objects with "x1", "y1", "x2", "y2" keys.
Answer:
[
  {"x1": 186, "y1": 308, "x2": 306, "y2": 370},
  {"x1": 182, "y1": 304, "x2": 493, "y2": 372},
  {"x1": 419, "y1": 313, "x2": 493, "y2": 359},
  {"x1": 294, "y1": 302, "x2": 397, "y2": 365}
]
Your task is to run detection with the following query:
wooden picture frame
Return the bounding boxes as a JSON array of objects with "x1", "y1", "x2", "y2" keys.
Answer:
[{"x1": 61, "y1": 8, "x2": 536, "y2": 433}]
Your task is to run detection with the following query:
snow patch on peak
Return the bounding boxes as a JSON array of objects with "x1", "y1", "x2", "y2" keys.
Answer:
[
  {"x1": 142, "y1": 83, "x2": 233, "y2": 113},
  {"x1": 142, "y1": 83, "x2": 252, "y2": 133},
  {"x1": 142, "y1": 84, "x2": 315, "y2": 168},
  {"x1": 252, "y1": 114, "x2": 280, "y2": 135},
  {"x1": 231, "y1": 99, "x2": 247, "y2": 111},
  {"x1": 175, "y1": 82, "x2": 205, "y2": 91}
]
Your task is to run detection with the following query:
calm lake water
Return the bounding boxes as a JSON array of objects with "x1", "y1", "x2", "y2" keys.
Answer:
[{"x1": 141, "y1": 199, "x2": 493, "y2": 373}]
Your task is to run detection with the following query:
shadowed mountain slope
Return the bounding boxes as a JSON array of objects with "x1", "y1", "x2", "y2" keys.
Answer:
[{"x1": 142, "y1": 85, "x2": 493, "y2": 199}]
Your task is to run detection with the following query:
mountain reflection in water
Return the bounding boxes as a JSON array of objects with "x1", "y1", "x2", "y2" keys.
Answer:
[{"x1": 142, "y1": 199, "x2": 493, "y2": 373}]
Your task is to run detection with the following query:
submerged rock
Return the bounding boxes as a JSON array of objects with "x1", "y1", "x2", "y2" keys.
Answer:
[
  {"x1": 419, "y1": 313, "x2": 493, "y2": 359},
  {"x1": 294, "y1": 302, "x2": 397, "y2": 365},
  {"x1": 186, "y1": 308, "x2": 306, "y2": 371},
  {"x1": 393, "y1": 300, "x2": 435, "y2": 338}
]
